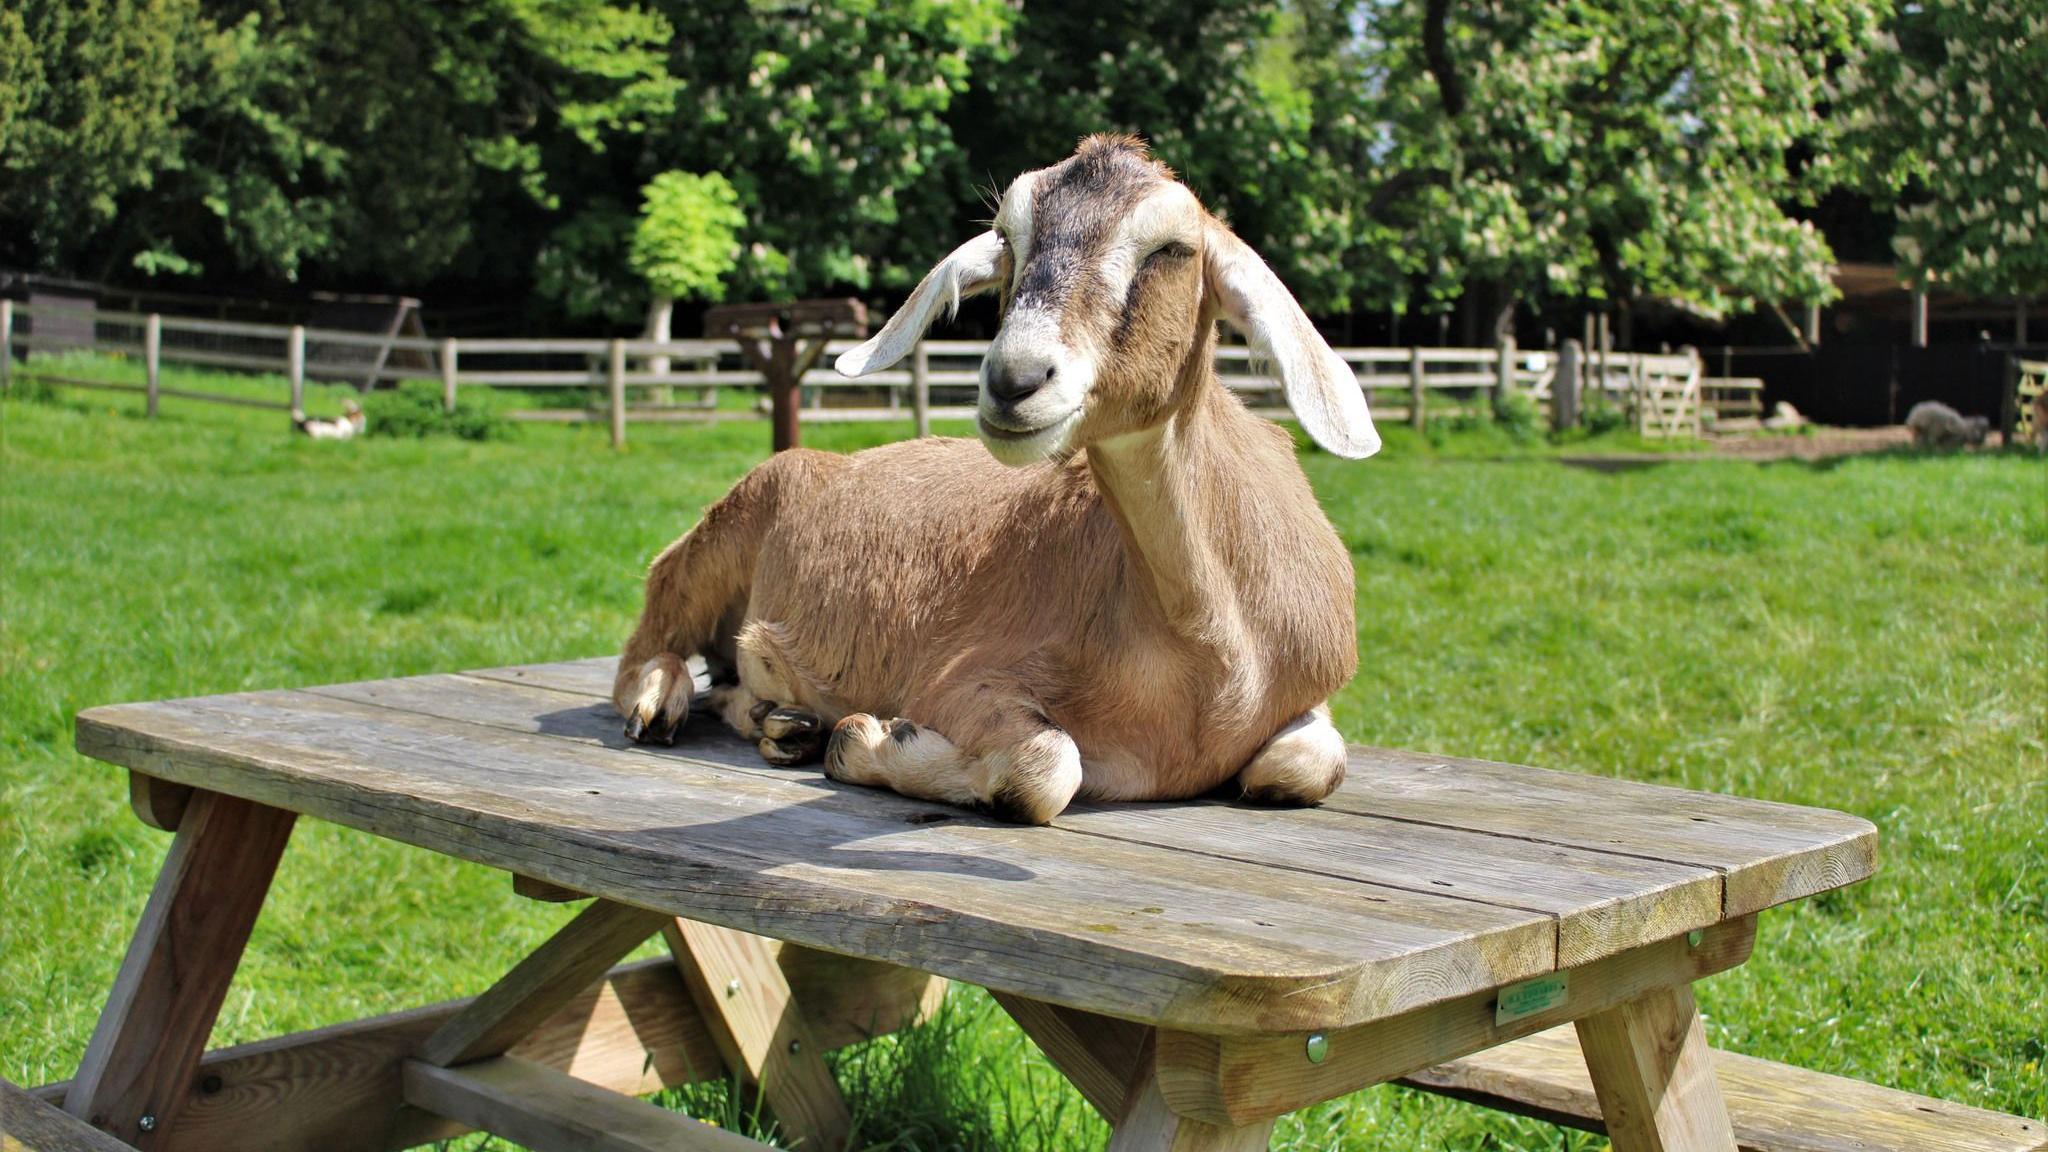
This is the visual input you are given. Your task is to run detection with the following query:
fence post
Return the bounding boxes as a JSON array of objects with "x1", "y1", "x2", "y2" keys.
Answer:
[
  {"x1": 287, "y1": 325, "x2": 305, "y2": 413},
  {"x1": 441, "y1": 338, "x2": 458, "y2": 413},
  {"x1": 608, "y1": 338, "x2": 627, "y2": 449},
  {"x1": 1554, "y1": 339, "x2": 1582, "y2": 432},
  {"x1": 1494, "y1": 335, "x2": 1516, "y2": 407},
  {"x1": 0, "y1": 298, "x2": 12, "y2": 393},
  {"x1": 145, "y1": 313, "x2": 162, "y2": 418},
  {"x1": 1634, "y1": 356, "x2": 1649, "y2": 435},
  {"x1": 1408, "y1": 346, "x2": 1426, "y2": 432},
  {"x1": 912, "y1": 341, "x2": 931, "y2": 438}
]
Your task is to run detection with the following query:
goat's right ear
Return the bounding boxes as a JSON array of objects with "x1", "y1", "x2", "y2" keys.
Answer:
[
  {"x1": 1203, "y1": 221, "x2": 1380, "y2": 459},
  {"x1": 837, "y1": 232, "x2": 1007, "y2": 377}
]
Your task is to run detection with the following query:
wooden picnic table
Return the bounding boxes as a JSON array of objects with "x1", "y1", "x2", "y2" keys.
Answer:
[{"x1": 52, "y1": 656, "x2": 1879, "y2": 1152}]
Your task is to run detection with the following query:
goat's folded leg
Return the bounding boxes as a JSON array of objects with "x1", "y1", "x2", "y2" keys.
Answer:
[
  {"x1": 617, "y1": 653, "x2": 694, "y2": 746},
  {"x1": 703, "y1": 682, "x2": 827, "y2": 766},
  {"x1": 1234, "y1": 705, "x2": 1346, "y2": 805},
  {"x1": 823, "y1": 711, "x2": 1083, "y2": 825}
]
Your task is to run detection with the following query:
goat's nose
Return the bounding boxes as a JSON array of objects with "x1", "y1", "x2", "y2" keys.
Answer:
[{"x1": 986, "y1": 359, "x2": 1056, "y2": 405}]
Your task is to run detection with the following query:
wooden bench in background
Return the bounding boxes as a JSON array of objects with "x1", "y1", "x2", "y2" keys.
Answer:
[{"x1": 18, "y1": 657, "x2": 2042, "y2": 1152}]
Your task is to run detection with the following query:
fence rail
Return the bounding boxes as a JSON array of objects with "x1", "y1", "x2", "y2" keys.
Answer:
[{"x1": 1, "y1": 299, "x2": 1721, "y2": 445}]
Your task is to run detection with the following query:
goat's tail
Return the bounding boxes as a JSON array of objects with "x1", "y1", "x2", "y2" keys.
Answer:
[{"x1": 612, "y1": 450, "x2": 837, "y2": 717}]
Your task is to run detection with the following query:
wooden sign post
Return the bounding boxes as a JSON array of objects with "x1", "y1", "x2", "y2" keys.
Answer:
[{"x1": 704, "y1": 299, "x2": 868, "y2": 452}]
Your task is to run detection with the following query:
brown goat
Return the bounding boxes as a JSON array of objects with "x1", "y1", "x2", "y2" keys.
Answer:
[{"x1": 614, "y1": 135, "x2": 1379, "y2": 823}]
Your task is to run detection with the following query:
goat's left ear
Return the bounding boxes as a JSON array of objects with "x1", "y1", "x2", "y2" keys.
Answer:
[
  {"x1": 837, "y1": 232, "x2": 1007, "y2": 377},
  {"x1": 1203, "y1": 221, "x2": 1380, "y2": 459}
]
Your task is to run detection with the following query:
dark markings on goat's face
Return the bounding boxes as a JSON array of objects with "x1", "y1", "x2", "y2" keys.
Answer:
[{"x1": 992, "y1": 135, "x2": 1211, "y2": 446}]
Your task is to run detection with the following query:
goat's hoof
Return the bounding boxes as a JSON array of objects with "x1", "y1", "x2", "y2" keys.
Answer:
[
  {"x1": 621, "y1": 654, "x2": 690, "y2": 745},
  {"x1": 823, "y1": 713, "x2": 888, "y2": 784},
  {"x1": 757, "y1": 706, "x2": 824, "y2": 766}
]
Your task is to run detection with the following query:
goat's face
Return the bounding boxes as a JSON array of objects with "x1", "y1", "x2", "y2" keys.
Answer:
[
  {"x1": 975, "y1": 137, "x2": 1205, "y2": 463},
  {"x1": 838, "y1": 135, "x2": 1379, "y2": 463}
]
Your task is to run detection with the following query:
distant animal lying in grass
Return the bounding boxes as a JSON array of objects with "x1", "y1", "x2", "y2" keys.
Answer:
[
  {"x1": 1905, "y1": 400, "x2": 1989, "y2": 450},
  {"x1": 614, "y1": 135, "x2": 1378, "y2": 823},
  {"x1": 292, "y1": 400, "x2": 365, "y2": 441}
]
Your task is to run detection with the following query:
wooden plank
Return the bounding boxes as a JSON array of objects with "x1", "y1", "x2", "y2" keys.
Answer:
[
  {"x1": 127, "y1": 771, "x2": 191, "y2": 833},
  {"x1": 1155, "y1": 916, "x2": 1754, "y2": 1127},
  {"x1": 1058, "y1": 799, "x2": 1722, "y2": 967},
  {"x1": 64, "y1": 791, "x2": 296, "y2": 1148},
  {"x1": 419, "y1": 899, "x2": 668, "y2": 1067},
  {"x1": 77, "y1": 684, "x2": 1555, "y2": 1035},
  {"x1": 1576, "y1": 983, "x2": 1736, "y2": 1151},
  {"x1": 513, "y1": 873, "x2": 589, "y2": 902},
  {"x1": 663, "y1": 921, "x2": 851, "y2": 1150},
  {"x1": 1110, "y1": 1038, "x2": 1273, "y2": 1152},
  {"x1": 464, "y1": 660, "x2": 1853, "y2": 948},
  {"x1": 993, "y1": 993, "x2": 1149, "y2": 1121},
  {"x1": 402, "y1": 1057, "x2": 761, "y2": 1152},
  {"x1": 1329, "y1": 746, "x2": 1878, "y2": 916},
  {"x1": 1, "y1": 1078, "x2": 135, "y2": 1152},
  {"x1": 1403, "y1": 1026, "x2": 2048, "y2": 1152},
  {"x1": 32, "y1": 954, "x2": 939, "y2": 1152}
]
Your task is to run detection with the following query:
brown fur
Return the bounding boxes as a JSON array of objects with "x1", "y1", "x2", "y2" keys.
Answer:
[{"x1": 615, "y1": 136, "x2": 1364, "y2": 822}]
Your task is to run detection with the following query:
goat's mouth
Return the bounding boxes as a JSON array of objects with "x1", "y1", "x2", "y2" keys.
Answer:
[{"x1": 978, "y1": 407, "x2": 1082, "y2": 465}]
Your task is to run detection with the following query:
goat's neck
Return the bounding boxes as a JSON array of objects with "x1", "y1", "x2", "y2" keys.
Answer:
[{"x1": 1085, "y1": 372, "x2": 1255, "y2": 640}]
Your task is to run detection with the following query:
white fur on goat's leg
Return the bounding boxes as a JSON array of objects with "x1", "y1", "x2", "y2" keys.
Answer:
[
  {"x1": 825, "y1": 714, "x2": 1083, "y2": 824},
  {"x1": 620, "y1": 653, "x2": 692, "y2": 745},
  {"x1": 1235, "y1": 706, "x2": 1346, "y2": 805}
]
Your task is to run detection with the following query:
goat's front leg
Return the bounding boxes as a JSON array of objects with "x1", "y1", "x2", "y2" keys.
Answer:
[
  {"x1": 1234, "y1": 706, "x2": 1347, "y2": 805},
  {"x1": 824, "y1": 707, "x2": 1083, "y2": 825}
]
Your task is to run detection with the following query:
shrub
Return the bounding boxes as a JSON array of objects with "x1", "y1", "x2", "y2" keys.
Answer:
[
  {"x1": 1492, "y1": 390, "x2": 1542, "y2": 441},
  {"x1": 362, "y1": 380, "x2": 515, "y2": 441}
]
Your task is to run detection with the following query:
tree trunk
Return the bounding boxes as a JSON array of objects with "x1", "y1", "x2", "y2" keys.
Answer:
[{"x1": 643, "y1": 295, "x2": 674, "y2": 404}]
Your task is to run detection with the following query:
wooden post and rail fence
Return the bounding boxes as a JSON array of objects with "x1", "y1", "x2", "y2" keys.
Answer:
[{"x1": 0, "y1": 299, "x2": 1762, "y2": 448}]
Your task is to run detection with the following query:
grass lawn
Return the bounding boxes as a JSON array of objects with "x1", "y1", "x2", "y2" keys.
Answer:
[{"x1": 2, "y1": 361, "x2": 2043, "y2": 1149}]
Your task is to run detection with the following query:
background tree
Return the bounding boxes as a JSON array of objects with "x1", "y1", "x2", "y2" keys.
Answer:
[
  {"x1": 1838, "y1": 0, "x2": 2048, "y2": 298},
  {"x1": 1315, "y1": 0, "x2": 1886, "y2": 329},
  {"x1": 628, "y1": 170, "x2": 743, "y2": 375}
]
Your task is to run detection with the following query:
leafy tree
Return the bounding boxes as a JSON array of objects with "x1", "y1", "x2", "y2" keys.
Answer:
[
  {"x1": 1838, "y1": 0, "x2": 2048, "y2": 297},
  {"x1": 2, "y1": 0, "x2": 680, "y2": 285},
  {"x1": 647, "y1": 0, "x2": 1011, "y2": 299},
  {"x1": 1313, "y1": 0, "x2": 1886, "y2": 324},
  {"x1": 629, "y1": 170, "x2": 744, "y2": 353},
  {"x1": 0, "y1": 0, "x2": 204, "y2": 273}
]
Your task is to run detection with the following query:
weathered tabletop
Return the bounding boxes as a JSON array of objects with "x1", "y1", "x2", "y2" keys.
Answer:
[{"x1": 76, "y1": 657, "x2": 1877, "y2": 1037}]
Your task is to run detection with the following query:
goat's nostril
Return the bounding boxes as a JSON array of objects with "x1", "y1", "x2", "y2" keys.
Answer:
[{"x1": 1043, "y1": 365, "x2": 1057, "y2": 382}]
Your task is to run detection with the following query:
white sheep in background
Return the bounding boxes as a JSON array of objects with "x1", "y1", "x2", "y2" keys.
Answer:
[
  {"x1": 1905, "y1": 400, "x2": 1989, "y2": 450},
  {"x1": 612, "y1": 135, "x2": 1378, "y2": 823}
]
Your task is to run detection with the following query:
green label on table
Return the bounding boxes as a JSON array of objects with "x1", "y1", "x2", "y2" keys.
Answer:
[{"x1": 1495, "y1": 973, "x2": 1569, "y2": 1024}]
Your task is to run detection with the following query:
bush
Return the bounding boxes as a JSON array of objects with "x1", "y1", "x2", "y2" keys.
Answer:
[
  {"x1": 362, "y1": 380, "x2": 515, "y2": 441},
  {"x1": 1582, "y1": 397, "x2": 1630, "y2": 437},
  {"x1": 1492, "y1": 390, "x2": 1542, "y2": 442}
]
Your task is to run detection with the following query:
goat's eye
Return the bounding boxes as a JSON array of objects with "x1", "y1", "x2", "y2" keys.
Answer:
[{"x1": 1143, "y1": 241, "x2": 1193, "y2": 266}]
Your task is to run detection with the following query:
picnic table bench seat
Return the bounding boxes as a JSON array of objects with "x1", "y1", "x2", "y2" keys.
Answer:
[
  {"x1": 34, "y1": 656, "x2": 2037, "y2": 1151},
  {"x1": 2, "y1": 1079, "x2": 136, "y2": 1152}
]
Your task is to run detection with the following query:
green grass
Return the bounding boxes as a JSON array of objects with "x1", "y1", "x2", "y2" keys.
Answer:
[{"x1": 3, "y1": 359, "x2": 2043, "y2": 1149}]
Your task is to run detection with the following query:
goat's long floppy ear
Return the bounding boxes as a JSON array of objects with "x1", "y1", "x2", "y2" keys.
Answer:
[
  {"x1": 836, "y1": 232, "x2": 1007, "y2": 377},
  {"x1": 1203, "y1": 221, "x2": 1380, "y2": 459}
]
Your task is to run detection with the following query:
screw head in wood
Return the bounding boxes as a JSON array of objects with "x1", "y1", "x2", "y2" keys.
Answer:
[
  {"x1": 725, "y1": 978, "x2": 741, "y2": 997},
  {"x1": 1305, "y1": 1033, "x2": 1329, "y2": 1064},
  {"x1": 1687, "y1": 929, "x2": 1704, "y2": 948},
  {"x1": 138, "y1": 1115, "x2": 158, "y2": 1133},
  {"x1": 788, "y1": 1039, "x2": 802, "y2": 1055}
]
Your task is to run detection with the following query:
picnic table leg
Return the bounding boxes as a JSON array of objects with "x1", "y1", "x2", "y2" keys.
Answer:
[
  {"x1": 993, "y1": 994, "x2": 1272, "y2": 1151},
  {"x1": 664, "y1": 919, "x2": 853, "y2": 1151},
  {"x1": 64, "y1": 789, "x2": 297, "y2": 1148},
  {"x1": 1575, "y1": 982, "x2": 1737, "y2": 1152}
]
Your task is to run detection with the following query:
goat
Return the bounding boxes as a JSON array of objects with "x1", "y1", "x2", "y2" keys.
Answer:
[
  {"x1": 293, "y1": 399, "x2": 365, "y2": 441},
  {"x1": 613, "y1": 135, "x2": 1379, "y2": 824},
  {"x1": 1905, "y1": 400, "x2": 1989, "y2": 450}
]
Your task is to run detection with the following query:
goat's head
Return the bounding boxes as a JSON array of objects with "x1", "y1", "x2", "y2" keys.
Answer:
[{"x1": 837, "y1": 135, "x2": 1379, "y2": 464}]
